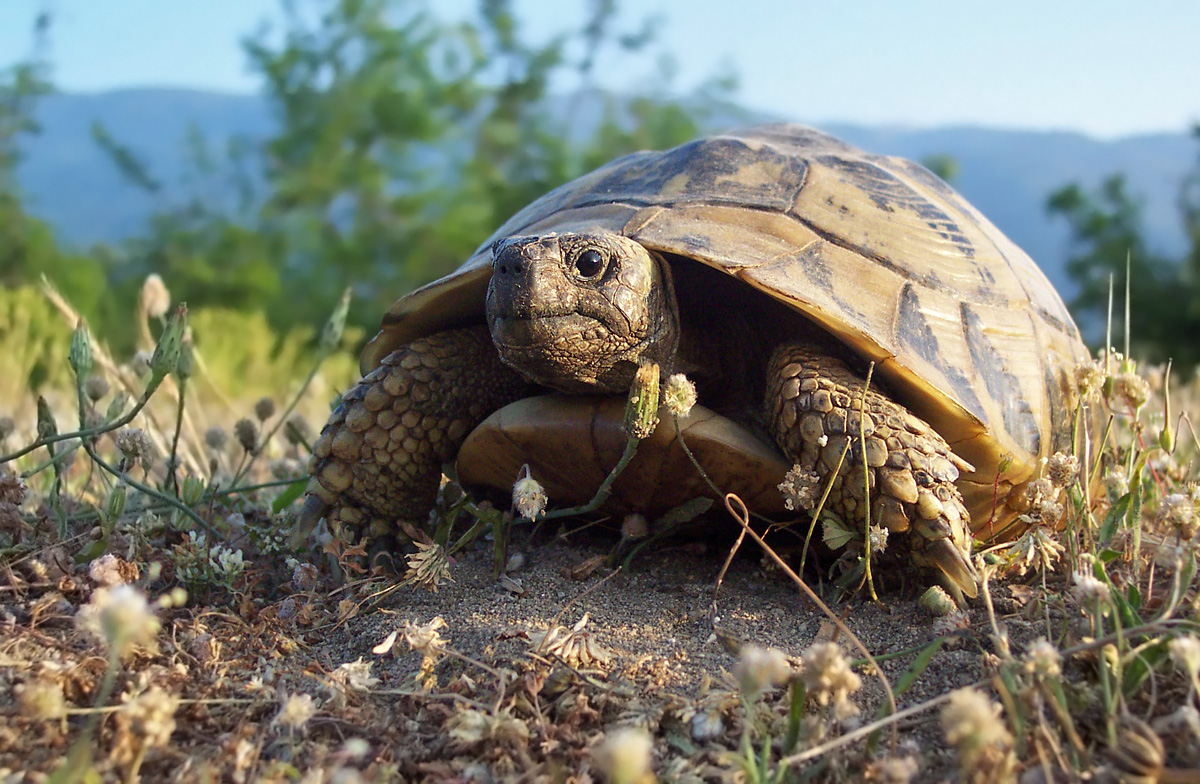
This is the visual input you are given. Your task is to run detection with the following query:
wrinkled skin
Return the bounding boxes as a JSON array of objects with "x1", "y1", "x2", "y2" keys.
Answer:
[{"x1": 299, "y1": 230, "x2": 980, "y2": 598}]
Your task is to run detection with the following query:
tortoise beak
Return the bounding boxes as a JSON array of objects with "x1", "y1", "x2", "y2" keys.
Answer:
[{"x1": 926, "y1": 537, "x2": 980, "y2": 601}]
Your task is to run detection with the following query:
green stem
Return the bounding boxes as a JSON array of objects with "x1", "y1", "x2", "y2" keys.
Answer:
[
  {"x1": 232, "y1": 358, "x2": 325, "y2": 486},
  {"x1": 166, "y1": 377, "x2": 187, "y2": 496},
  {"x1": 3, "y1": 376, "x2": 165, "y2": 465},
  {"x1": 541, "y1": 436, "x2": 640, "y2": 520},
  {"x1": 83, "y1": 442, "x2": 209, "y2": 531}
]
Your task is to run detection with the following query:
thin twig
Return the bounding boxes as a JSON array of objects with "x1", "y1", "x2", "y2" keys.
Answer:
[{"x1": 723, "y1": 492, "x2": 899, "y2": 752}]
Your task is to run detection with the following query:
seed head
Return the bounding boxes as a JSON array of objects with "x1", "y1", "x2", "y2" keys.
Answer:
[
  {"x1": 0, "y1": 467, "x2": 26, "y2": 506},
  {"x1": 330, "y1": 658, "x2": 379, "y2": 694},
  {"x1": 528, "y1": 613, "x2": 611, "y2": 666},
  {"x1": 17, "y1": 680, "x2": 67, "y2": 720},
  {"x1": 401, "y1": 541, "x2": 453, "y2": 593},
  {"x1": 690, "y1": 709, "x2": 724, "y2": 741},
  {"x1": 114, "y1": 428, "x2": 152, "y2": 466},
  {"x1": 204, "y1": 425, "x2": 228, "y2": 451},
  {"x1": 931, "y1": 609, "x2": 972, "y2": 639},
  {"x1": 1006, "y1": 525, "x2": 1065, "y2": 576},
  {"x1": 398, "y1": 616, "x2": 449, "y2": 657},
  {"x1": 512, "y1": 465, "x2": 547, "y2": 520},
  {"x1": 868, "y1": 524, "x2": 889, "y2": 554},
  {"x1": 662, "y1": 373, "x2": 697, "y2": 417},
  {"x1": 1106, "y1": 372, "x2": 1151, "y2": 411},
  {"x1": 234, "y1": 418, "x2": 258, "y2": 453},
  {"x1": 1045, "y1": 452, "x2": 1079, "y2": 488},
  {"x1": 735, "y1": 644, "x2": 792, "y2": 695},
  {"x1": 129, "y1": 350, "x2": 153, "y2": 378},
  {"x1": 273, "y1": 692, "x2": 318, "y2": 733},
  {"x1": 1107, "y1": 716, "x2": 1165, "y2": 784},
  {"x1": 593, "y1": 727, "x2": 653, "y2": 784},
  {"x1": 1169, "y1": 634, "x2": 1200, "y2": 681},
  {"x1": 1023, "y1": 638, "x2": 1062, "y2": 678},
  {"x1": 799, "y1": 642, "x2": 861, "y2": 718},
  {"x1": 139, "y1": 273, "x2": 171, "y2": 319},
  {"x1": 863, "y1": 756, "x2": 920, "y2": 784},
  {"x1": 254, "y1": 396, "x2": 277, "y2": 422},
  {"x1": 1074, "y1": 359, "x2": 1105, "y2": 401},
  {"x1": 1071, "y1": 569, "x2": 1112, "y2": 606},
  {"x1": 1026, "y1": 477, "x2": 1055, "y2": 506},
  {"x1": 84, "y1": 375, "x2": 110, "y2": 402},
  {"x1": 1157, "y1": 493, "x2": 1197, "y2": 539},
  {"x1": 779, "y1": 465, "x2": 821, "y2": 511},
  {"x1": 1104, "y1": 466, "x2": 1129, "y2": 499},
  {"x1": 119, "y1": 686, "x2": 179, "y2": 749},
  {"x1": 940, "y1": 687, "x2": 1015, "y2": 777},
  {"x1": 76, "y1": 584, "x2": 161, "y2": 657}
]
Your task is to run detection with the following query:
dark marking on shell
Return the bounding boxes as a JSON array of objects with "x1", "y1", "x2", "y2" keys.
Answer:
[
  {"x1": 581, "y1": 138, "x2": 810, "y2": 212},
  {"x1": 961, "y1": 303, "x2": 1041, "y2": 456},
  {"x1": 818, "y1": 155, "x2": 976, "y2": 260},
  {"x1": 793, "y1": 241, "x2": 871, "y2": 329},
  {"x1": 896, "y1": 284, "x2": 986, "y2": 421},
  {"x1": 1044, "y1": 362, "x2": 1075, "y2": 455}
]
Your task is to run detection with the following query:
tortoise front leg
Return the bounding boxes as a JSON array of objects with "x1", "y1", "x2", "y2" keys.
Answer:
[
  {"x1": 296, "y1": 326, "x2": 534, "y2": 549},
  {"x1": 764, "y1": 343, "x2": 979, "y2": 598}
]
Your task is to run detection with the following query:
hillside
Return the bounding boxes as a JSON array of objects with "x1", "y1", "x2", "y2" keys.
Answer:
[{"x1": 13, "y1": 88, "x2": 1196, "y2": 297}]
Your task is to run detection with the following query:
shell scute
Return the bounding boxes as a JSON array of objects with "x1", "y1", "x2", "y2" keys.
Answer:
[{"x1": 366, "y1": 123, "x2": 1091, "y2": 498}]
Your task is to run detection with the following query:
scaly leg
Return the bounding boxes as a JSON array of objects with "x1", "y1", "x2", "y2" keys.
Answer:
[
  {"x1": 765, "y1": 343, "x2": 979, "y2": 598},
  {"x1": 295, "y1": 326, "x2": 534, "y2": 548}
]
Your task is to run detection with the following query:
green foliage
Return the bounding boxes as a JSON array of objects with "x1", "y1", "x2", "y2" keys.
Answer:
[
  {"x1": 1048, "y1": 127, "x2": 1200, "y2": 367},
  {"x1": 0, "y1": 57, "x2": 51, "y2": 181},
  {"x1": 0, "y1": 49, "x2": 109, "y2": 327},
  {"x1": 187, "y1": 307, "x2": 361, "y2": 401},
  {"x1": 0, "y1": 286, "x2": 73, "y2": 404},
  {"x1": 84, "y1": 0, "x2": 736, "y2": 339},
  {"x1": 920, "y1": 153, "x2": 959, "y2": 184},
  {"x1": 2, "y1": 0, "x2": 736, "y2": 410}
]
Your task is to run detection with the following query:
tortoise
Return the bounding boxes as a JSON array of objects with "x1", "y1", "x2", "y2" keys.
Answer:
[{"x1": 296, "y1": 124, "x2": 1090, "y2": 598}]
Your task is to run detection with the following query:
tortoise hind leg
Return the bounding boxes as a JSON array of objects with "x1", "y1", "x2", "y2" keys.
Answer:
[
  {"x1": 293, "y1": 326, "x2": 534, "y2": 554},
  {"x1": 764, "y1": 343, "x2": 979, "y2": 599}
]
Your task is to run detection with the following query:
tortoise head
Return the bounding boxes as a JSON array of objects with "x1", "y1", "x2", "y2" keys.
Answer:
[{"x1": 486, "y1": 230, "x2": 680, "y2": 394}]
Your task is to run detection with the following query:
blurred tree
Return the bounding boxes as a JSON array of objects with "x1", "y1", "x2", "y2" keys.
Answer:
[
  {"x1": 920, "y1": 153, "x2": 958, "y2": 184},
  {"x1": 1047, "y1": 126, "x2": 1200, "y2": 368},
  {"x1": 0, "y1": 13, "x2": 108, "y2": 328},
  {"x1": 91, "y1": 0, "x2": 737, "y2": 338}
]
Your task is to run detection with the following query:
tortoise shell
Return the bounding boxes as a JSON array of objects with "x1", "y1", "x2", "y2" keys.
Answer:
[{"x1": 361, "y1": 124, "x2": 1089, "y2": 536}]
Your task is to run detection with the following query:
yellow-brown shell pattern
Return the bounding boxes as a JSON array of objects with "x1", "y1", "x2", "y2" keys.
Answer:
[{"x1": 363, "y1": 124, "x2": 1090, "y2": 531}]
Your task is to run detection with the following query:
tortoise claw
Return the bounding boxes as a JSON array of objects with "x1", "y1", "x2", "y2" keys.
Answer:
[
  {"x1": 289, "y1": 493, "x2": 328, "y2": 549},
  {"x1": 926, "y1": 537, "x2": 979, "y2": 601}
]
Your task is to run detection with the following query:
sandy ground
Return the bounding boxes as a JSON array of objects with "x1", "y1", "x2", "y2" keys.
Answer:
[{"x1": 302, "y1": 524, "x2": 1032, "y2": 781}]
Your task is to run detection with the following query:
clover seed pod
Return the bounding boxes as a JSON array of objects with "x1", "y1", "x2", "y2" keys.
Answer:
[
  {"x1": 69, "y1": 319, "x2": 93, "y2": 381},
  {"x1": 149, "y1": 304, "x2": 187, "y2": 382},
  {"x1": 623, "y1": 362, "x2": 660, "y2": 440}
]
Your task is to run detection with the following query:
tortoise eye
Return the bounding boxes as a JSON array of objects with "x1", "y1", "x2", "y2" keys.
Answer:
[{"x1": 573, "y1": 249, "x2": 605, "y2": 279}]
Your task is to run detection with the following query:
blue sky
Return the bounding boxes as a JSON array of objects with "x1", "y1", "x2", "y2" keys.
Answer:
[{"x1": 1, "y1": 0, "x2": 1197, "y2": 138}]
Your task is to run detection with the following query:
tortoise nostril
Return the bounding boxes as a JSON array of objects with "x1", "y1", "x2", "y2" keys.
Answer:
[
  {"x1": 513, "y1": 262, "x2": 523, "y2": 274},
  {"x1": 498, "y1": 265, "x2": 508, "y2": 275}
]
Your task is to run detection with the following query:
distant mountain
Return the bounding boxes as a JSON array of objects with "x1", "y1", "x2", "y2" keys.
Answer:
[{"x1": 14, "y1": 88, "x2": 1196, "y2": 299}]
